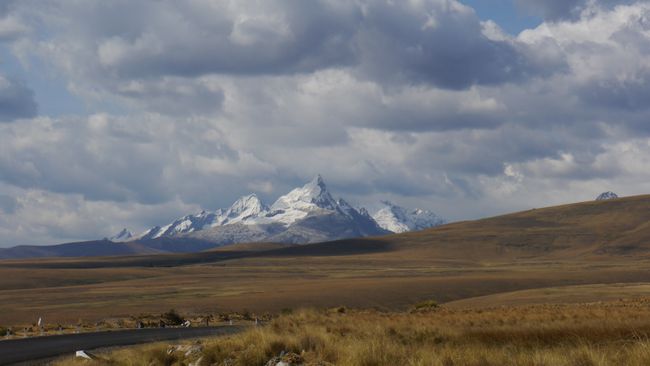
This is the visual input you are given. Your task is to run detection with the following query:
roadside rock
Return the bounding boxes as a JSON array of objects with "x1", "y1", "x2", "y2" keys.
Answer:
[{"x1": 266, "y1": 352, "x2": 304, "y2": 366}]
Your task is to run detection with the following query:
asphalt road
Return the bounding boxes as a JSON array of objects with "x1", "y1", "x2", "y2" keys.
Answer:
[{"x1": 0, "y1": 325, "x2": 245, "y2": 365}]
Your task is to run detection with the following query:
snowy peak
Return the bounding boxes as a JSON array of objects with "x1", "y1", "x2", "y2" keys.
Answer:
[
  {"x1": 596, "y1": 191, "x2": 618, "y2": 201},
  {"x1": 268, "y1": 175, "x2": 339, "y2": 225},
  {"x1": 373, "y1": 201, "x2": 411, "y2": 233},
  {"x1": 138, "y1": 210, "x2": 223, "y2": 240},
  {"x1": 372, "y1": 201, "x2": 444, "y2": 233},
  {"x1": 221, "y1": 194, "x2": 268, "y2": 225},
  {"x1": 273, "y1": 175, "x2": 337, "y2": 210},
  {"x1": 135, "y1": 175, "x2": 445, "y2": 243},
  {"x1": 108, "y1": 228, "x2": 133, "y2": 242}
]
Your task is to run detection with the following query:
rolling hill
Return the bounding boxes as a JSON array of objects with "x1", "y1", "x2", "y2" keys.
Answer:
[
  {"x1": 372, "y1": 193, "x2": 650, "y2": 260},
  {"x1": 3, "y1": 195, "x2": 650, "y2": 325},
  {"x1": 5, "y1": 193, "x2": 650, "y2": 263}
]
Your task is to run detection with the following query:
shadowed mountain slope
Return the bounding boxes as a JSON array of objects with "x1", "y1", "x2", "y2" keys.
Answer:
[
  {"x1": 5, "y1": 194, "x2": 650, "y2": 266},
  {"x1": 0, "y1": 240, "x2": 162, "y2": 259}
]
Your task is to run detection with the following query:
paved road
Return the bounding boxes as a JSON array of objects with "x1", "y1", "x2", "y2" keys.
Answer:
[{"x1": 0, "y1": 325, "x2": 245, "y2": 365}]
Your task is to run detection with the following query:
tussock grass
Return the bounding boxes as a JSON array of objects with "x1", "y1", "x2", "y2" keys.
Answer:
[{"x1": 54, "y1": 299, "x2": 650, "y2": 365}]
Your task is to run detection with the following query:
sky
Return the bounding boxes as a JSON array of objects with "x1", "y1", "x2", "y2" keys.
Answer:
[{"x1": 1, "y1": 0, "x2": 649, "y2": 247}]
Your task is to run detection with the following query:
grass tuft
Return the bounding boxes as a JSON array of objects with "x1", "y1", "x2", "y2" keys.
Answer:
[{"x1": 53, "y1": 300, "x2": 650, "y2": 366}]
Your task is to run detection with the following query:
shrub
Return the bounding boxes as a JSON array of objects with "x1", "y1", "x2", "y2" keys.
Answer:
[
  {"x1": 412, "y1": 300, "x2": 439, "y2": 312},
  {"x1": 161, "y1": 309, "x2": 185, "y2": 326}
]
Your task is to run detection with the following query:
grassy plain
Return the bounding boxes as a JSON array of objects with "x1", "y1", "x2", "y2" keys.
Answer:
[
  {"x1": 4, "y1": 255, "x2": 650, "y2": 327},
  {"x1": 54, "y1": 299, "x2": 650, "y2": 365},
  {"x1": 4, "y1": 195, "x2": 650, "y2": 331}
]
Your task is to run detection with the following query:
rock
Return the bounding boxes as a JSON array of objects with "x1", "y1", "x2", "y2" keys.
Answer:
[
  {"x1": 75, "y1": 350, "x2": 98, "y2": 360},
  {"x1": 167, "y1": 344, "x2": 203, "y2": 357},
  {"x1": 265, "y1": 352, "x2": 304, "y2": 366},
  {"x1": 596, "y1": 191, "x2": 618, "y2": 201},
  {"x1": 265, "y1": 357, "x2": 282, "y2": 366}
]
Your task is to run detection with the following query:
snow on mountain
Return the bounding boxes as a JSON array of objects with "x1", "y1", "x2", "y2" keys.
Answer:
[
  {"x1": 138, "y1": 210, "x2": 222, "y2": 240},
  {"x1": 596, "y1": 191, "x2": 619, "y2": 201},
  {"x1": 221, "y1": 194, "x2": 269, "y2": 225},
  {"x1": 265, "y1": 175, "x2": 338, "y2": 225},
  {"x1": 108, "y1": 228, "x2": 133, "y2": 242},
  {"x1": 134, "y1": 175, "x2": 443, "y2": 245},
  {"x1": 372, "y1": 201, "x2": 445, "y2": 234}
]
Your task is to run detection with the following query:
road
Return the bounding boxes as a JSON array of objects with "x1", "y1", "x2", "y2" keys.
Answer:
[{"x1": 0, "y1": 325, "x2": 245, "y2": 365}]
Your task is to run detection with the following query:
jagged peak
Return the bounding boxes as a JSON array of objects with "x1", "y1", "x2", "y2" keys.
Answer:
[
  {"x1": 301, "y1": 174, "x2": 329, "y2": 197},
  {"x1": 596, "y1": 191, "x2": 618, "y2": 201},
  {"x1": 308, "y1": 174, "x2": 326, "y2": 187},
  {"x1": 337, "y1": 197, "x2": 351, "y2": 207},
  {"x1": 108, "y1": 228, "x2": 133, "y2": 242},
  {"x1": 229, "y1": 193, "x2": 266, "y2": 211},
  {"x1": 372, "y1": 201, "x2": 444, "y2": 233},
  {"x1": 224, "y1": 193, "x2": 268, "y2": 222},
  {"x1": 134, "y1": 175, "x2": 444, "y2": 241},
  {"x1": 272, "y1": 175, "x2": 336, "y2": 210}
]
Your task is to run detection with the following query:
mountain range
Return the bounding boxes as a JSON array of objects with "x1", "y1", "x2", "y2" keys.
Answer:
[
  {"x1": 0, "y1": 176, "x2": 445, "y2": 259},
  {"x1": 131, "y1": 175, "x2": 443, "y2": 245}
]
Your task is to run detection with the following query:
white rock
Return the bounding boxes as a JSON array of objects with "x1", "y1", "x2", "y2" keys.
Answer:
[{"x1": 75, "y1": 350, "x2": 97, "y2": 360}]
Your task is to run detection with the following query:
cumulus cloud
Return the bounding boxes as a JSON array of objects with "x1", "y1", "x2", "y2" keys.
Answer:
[
  {"x1": 0, "y1": 194, "x2": 17, "y2": 214},
  {"x1": 2, "y1": 0, "x2": 650, "y2": 246},
  {"x1": 0, "y1": 75, "x2": 37, "y2": 122},
  {"x1": 0, "y1": 113, "x2": 279, "y2": 209},
  {"x1": 0, "y1": 184, "x2": 202, "y2": 246},
  {"x1": 353, "y1": 0, "x2": 564, "y2": 89},
  {"x1": 515, "y1": 0, "x2": 636, "y2": 21},
  {"x1": 0, "y1": 0, "x2": 28, "y2": 41},
  {"x1": 18, "y1": 0, "x2": 565, "y2": 114}
]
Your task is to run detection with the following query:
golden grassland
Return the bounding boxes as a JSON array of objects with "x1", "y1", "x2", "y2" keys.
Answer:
[
  {"x1": 5, "y1": 256, "x2": 650, "y2": 327},
  {"x1": 54, "y1": 298, "x2": 650, "y2": 366},
  {"x1": 6, "y1": 195, "x2": 650, "y2": 326},
  {"x1": 8, "y1": 195, "x2": 650, "y2": 363}
]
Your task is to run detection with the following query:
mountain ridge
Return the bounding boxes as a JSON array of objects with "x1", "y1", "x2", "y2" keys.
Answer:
[
  {"x1": 129, "y1": 175, "x2": 442, "y2": 246},
  {"x1": 6, "y1": 193, "x2": 650, "y2": 261}
]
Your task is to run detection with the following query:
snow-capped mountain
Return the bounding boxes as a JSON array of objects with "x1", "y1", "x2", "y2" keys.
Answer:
[
  {"x1": 108, "y1": 228, "x2": 133, "y2": 242},
  {"x1": 134, "y1": 176, "x2": 443, "y2": 246},
  {"x1": 221, "y1": 194, "x2": 268, "y2": 225},
  {"x1": 139, "y1": 210, "x2": 223, "y2": 240},
  {"x1": 263, "y1": 175, "x2": 339, "y2": 225},
  {"x1": 372, "y1": 201, "x2": 445, "y2": 234},
  {"x1": 596, "y1": 192, "x2": 619, "y2": 201}
]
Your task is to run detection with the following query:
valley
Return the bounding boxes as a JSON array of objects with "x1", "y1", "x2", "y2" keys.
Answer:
[{"x1": 3, "y1": 195, "x2": 650, "y2": 328}]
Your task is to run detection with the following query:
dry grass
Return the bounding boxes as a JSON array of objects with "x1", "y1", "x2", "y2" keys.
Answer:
[
  {"x1": 54, "y1": 298, "x2": 650, "y2": 366},
  {"x1": 8, "y1": 195, "x2": 650, "y2": 326},
  {"x1": 5, "y1": 252, "x2": 650, "y2": 326}
]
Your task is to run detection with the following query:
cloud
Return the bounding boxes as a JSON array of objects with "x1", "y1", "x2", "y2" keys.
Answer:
[
  {"x1": 17, "y1": 0, "x2": 565, "y2": 114},
  {"x1": 31, "y1": 1, "x2": 358, "y2": 78},
  {"x1": 0, "y1": 74, "x2": 37, "y2": 122},
  {"x1": 0, "y1": 0, "x2": 28, "y2": 41},
  {"x1": 515, "y1": 0, "x2": 636, "y2": 21},
  {"x1": 0, "y1": 15, "x2": 28, "y2": 41},
  {"x1": 0, "y1": 185, "x2": 202, "y2": 246},
  {"x1": 0, "y1": 113, "x2": 278, "y2": 210},
  {"x1": 3, "y1": 1, "x2": 650, "y2": 246},
  {"x1": 353, "y1": 0, "x2": 564, "y2": 89},
  {"x1": 113, "y1": 77, "x2": 225, "y2": 116},
  {"x1": 0, "y1": 194, "x2": 17, "y2": 214}
]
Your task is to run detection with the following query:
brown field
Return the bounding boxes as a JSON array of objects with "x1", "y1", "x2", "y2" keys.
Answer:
[
  {"x1": 4, "y1": 195, "x2": 650, "y2": 330},
  {"x1": 54, "y1": 299, "x2": 650, "y2": 365}
]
